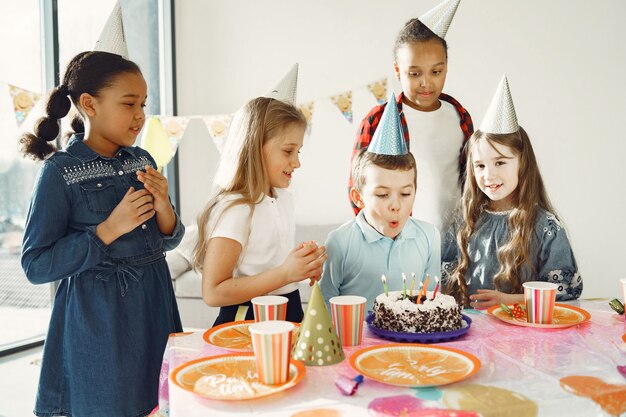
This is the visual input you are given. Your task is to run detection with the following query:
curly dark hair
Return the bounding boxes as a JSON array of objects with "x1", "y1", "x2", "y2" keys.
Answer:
[{"x1": 393, "y1": 18, "x2": 448, "y2": 60}]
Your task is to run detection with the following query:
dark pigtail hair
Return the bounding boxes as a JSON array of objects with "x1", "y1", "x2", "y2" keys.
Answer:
[{"x1": 19, "y1": 51, "x2": 141, "y2": 160}]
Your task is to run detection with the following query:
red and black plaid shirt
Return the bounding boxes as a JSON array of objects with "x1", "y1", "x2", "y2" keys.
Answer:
[{"x1": 348, "y1": 91, "x2": 474, "y2": 215}]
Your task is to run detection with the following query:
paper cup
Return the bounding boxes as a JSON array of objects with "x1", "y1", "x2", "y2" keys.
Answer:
[
  {"x1": 621, "y1": 279, "x2": 626, "y2": 306},
  {"x1": 329, "y1": 295, "x2": 366, "y2": 346},
  {"x1": 251, "y1": 295, "x2": 288, "y2": 322},
  {"x1": 523, "y1": 281, "x2": 558, "y2": 324},
  {"x1": 249, "y1": 320, "x2": 294, "y2": 385}
]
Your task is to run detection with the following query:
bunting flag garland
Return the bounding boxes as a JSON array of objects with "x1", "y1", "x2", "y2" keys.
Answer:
[
  {"x1": 9, "y1": 85, "x2": 41, "y2": 127},
  {"x1": 299, "y1": 101, "x2": 315, "y2": 134},
  {"x1": 202, "y1": 114, "x2": 234, "y2": 153},
  {"x1": 158, "y1": 116, "x2": 191, "y2": 153},
  {"x1": 367, "y1": 78, "x2": 388, "y2": 104},
  {"x1": 331, "y1": 91, "x2": 353, "y2": 124},
  {"x1": 3, "y1": 73, "x2": 394, "y2": 163},
  {"x1": 140, "y1": 116, "x2": 173, "y2": 169}
]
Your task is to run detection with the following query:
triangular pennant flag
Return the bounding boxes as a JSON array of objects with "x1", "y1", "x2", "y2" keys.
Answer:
[
  {"x1": 94, "y1": 1, "x2": 129, "y2": 58},
  {"x1": 331, "y1": 91, "x2": 353, "y2": 124},
  {"x1": 299, "y1": 101, "x2": 314, "y2": 134},
  {"x1": 158, "y1": 116, "x2": 191, "y2": 153},
  {"x1": 140, "y1": 116, "x2": 173, "y2": 169},
  {"x1": 418, "y1": 0, "x2": 461, "y2": 39},
  {"x1": 291, "y1": 282, "x2": 345, "y2": 366},
  {"x1": 202, "y1": 114, "x2": 234, "y2": 153},
  {"x1": 265, "y1": 63, "x2": 298, "y2": 105},
  {"x1": 9, "y1": 84, "x2": 42, "y2": 127},
  {"x1": 367, "y1": 78, "x2": 388, "y2": 105},
  {"x1": 479, "y1": 75, "x2": 519, "y2": 134},
  {"x1": 367, "y1": 93, "x2": 408, "y2": 155}
]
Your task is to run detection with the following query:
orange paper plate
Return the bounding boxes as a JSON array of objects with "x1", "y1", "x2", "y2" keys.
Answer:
[
  {"x1": 487, "y1": 303, "x2": 590, "y2": 329},
  {"x1": 349, "y1": 343, "x2": 480, "y2": 387},
  {"x1": 203, "y1": 320, "x2": 300, "y2": 352},
  {"x1": 170, "y1": 353, "x2": 305, "y2": 401}
]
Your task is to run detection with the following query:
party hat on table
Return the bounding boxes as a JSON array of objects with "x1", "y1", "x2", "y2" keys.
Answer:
[
  {"x1": 367, "y1": 92, "x2": 408, "y2": 155},
  {"x1": 265, "y1": 63, "x2": 298, "y2": 105},
  {"x1": 94, "y1": 1, "x2": 129, "y2": 59},
  {"x1": 479, "y1": 75, "x2": 519, "y2": 134},
  {"x1": 418, "y1": 0, "x2": 461, "y2": 39},
  {"x1": 292, "y1": 282, "x2": 345, "y2": 366}
]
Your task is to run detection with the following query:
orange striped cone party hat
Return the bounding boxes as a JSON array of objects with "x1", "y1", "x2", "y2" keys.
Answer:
[
  {"x1": 291, "y1": 282, "x2": 345, "y2": 366},
  {"x1": 94, "y1": 1, "x2": 129, "y2": 59}
]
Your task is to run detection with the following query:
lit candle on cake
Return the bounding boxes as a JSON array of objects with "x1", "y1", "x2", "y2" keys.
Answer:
[
  {"x1": 409, "y1": 272, "x2": 416, "y2": 297},
  {"x1": 420, "y1": 275, "x2": 430, "y2": 301},
  {"x1": 402, "y1": 273, "x2": 407, "y2": 299},
  {"x1": 381, "y1": 274, "x2": 388, "y2": 297},
  {"x1": 416, "y1": 281, "x2": 424, "y2": 304},
  {"x1": 431, "y1": 276, "x2": 440, "y2": 300}
]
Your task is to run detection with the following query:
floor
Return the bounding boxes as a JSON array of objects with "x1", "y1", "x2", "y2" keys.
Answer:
[{"x1": 0, "y1": 345, "x2": 42, "y2": 417}]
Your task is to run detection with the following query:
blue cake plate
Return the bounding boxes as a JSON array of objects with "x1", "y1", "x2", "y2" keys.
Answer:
[{"x1": 366, "y1": 312, "x2": 472, "y2": 343}]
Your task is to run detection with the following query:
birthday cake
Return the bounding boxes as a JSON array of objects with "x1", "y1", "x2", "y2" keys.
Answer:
[{"x1": 372, "y1": 291, "x2": 462, "y2": 333}]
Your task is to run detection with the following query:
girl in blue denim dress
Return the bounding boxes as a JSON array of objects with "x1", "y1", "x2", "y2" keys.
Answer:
[
  {"x1": 442, "y1": 77, "x2": 582, "y2": 309},
  {"x1": 20, "y1": 51, "x2": 184, "y2": 417}
]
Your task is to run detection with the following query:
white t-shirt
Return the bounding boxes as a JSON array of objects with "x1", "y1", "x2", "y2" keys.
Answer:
[
  {"x1": 403, "y1": 100, "x2": 464, "y2": 234},
  {"x1": 208, "y1": 188, "x2": 298, "y2": 295}
]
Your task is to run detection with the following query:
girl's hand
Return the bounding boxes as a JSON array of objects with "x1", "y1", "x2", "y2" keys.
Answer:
[
  {"x1": 469, "y1": 289, "x2": 523, "y2": 310},
  {"x1": 97, "y1": 187, "x2": 155, "y2": 243},
  {"x1": 136, "y1": 165, "x2": 171, "y2": 214},
  {"x1": 281, "y1": 242, "x2": 327, "y2": 285}
]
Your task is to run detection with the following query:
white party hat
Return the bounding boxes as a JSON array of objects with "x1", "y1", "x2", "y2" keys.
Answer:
[
  {"x1": 418, "y1": 0, "x2": 461, "y2": 39},
  {"x1": 479, "y1": 75, "x2": 519, "y2": 134},
  {"x1": 265, "y1": 63, "x2": 298, "y2": 105},
  {"x1": 367, "y1": 93, "x2": 408, "y2": 155},
  {"x1": 93, "y1": 1, "x2": 129, "y2": 59}
]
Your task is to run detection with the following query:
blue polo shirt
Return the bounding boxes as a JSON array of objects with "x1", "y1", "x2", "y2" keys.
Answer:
[{"x1": 320, "y1": 211, "x2": 441, "y2": 312}]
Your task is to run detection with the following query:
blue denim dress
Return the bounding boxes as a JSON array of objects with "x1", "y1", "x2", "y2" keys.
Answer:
[{"x1": 21, "y1": 135, "x2": 184, "y2": 417}]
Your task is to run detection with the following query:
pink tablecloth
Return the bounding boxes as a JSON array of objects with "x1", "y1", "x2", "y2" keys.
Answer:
[{"x1": 157, "y1": 300, "x2": 626, "y2": 417}]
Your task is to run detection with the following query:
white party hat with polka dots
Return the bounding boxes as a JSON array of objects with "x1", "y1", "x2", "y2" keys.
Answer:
[
  {"x1": 418, "y1": 0, "x2": 461, "y2": 39},
  {"x1": 291, "y1": 282, "x2": 345, "y2": 366},
  {"x1": 94, "y1": 1, "x2": 129, "y2": 59},
  {"x1": 479, "y1": 75, "x2": 519, "y2": 134},
  {"x1": 265, "y1": 63, "x2": 298, "y2": 105}
]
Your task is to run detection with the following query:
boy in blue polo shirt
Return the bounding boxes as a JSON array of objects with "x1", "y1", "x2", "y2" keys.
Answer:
[{"x1": 320, "y1": 93, "x2": 440, "y2": 312}]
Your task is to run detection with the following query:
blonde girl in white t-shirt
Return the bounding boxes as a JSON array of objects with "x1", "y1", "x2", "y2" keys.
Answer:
[{"x1": 193, "y1": 97, "x2": 327, "y2": 325}]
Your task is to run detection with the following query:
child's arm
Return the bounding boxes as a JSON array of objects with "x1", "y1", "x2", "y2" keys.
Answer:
[
  {"x1": 469, "y1": 289, "x2": 524, "y2": 310},
  {"x1": 536, "y1": 215, "x2": 583, "y2": 301},
  {"x1": 21, "y1": 162, "x2": 117, "y2": 284},
  {"x1": 136, "y1": 165, "x2": 177, "y2": 237},
  {"x1": 424, "y1": 226, "x2": 442, "y2": 290},
  {"x1": 201, "y1": 239, "x2": 326, "y2": 307}
]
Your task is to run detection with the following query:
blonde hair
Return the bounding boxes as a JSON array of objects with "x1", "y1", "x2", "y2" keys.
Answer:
[
  {"x1": 446, "y1": 127, "x2": 556, "y2": 305},
  {"x1": 192, "y1": 97, "x2": 306, "y2": 270}
]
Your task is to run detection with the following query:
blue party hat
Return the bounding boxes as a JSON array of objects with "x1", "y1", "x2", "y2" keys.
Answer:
[{"x1": 367, "y1": 93, "x2": 408, "y2": 155}]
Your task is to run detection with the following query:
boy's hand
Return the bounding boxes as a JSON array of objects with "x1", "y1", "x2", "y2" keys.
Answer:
[
  {"x1": 281, "y1": 242, "x2": 327, "y2": 285},
  {"x1": 136, "y1": 165, "x2": 171, "y2": 214}
]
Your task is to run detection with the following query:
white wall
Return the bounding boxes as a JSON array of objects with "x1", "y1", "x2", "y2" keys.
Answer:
[{"x1": 174, "y1": 0, "x2": 626, "y2": 299}]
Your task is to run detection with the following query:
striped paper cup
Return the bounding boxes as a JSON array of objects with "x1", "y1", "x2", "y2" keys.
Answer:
[
  {"x1": 523, "y1": 281, "x2": 558, "y2": 324},
  {"x1": 330, "y1": 295, "x2": 366, "y2": 346},
  {"x1": 251, "y1": 295, "x2": 288, "y2": 322},
  {"x1": 249, "y1": 320, "x2": 294, "y2": 385}
]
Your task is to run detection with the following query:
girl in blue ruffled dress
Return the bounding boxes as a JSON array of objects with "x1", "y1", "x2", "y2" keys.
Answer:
[{"x1": 442, "y1": 76, "x2": 582, "y2": 308}]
